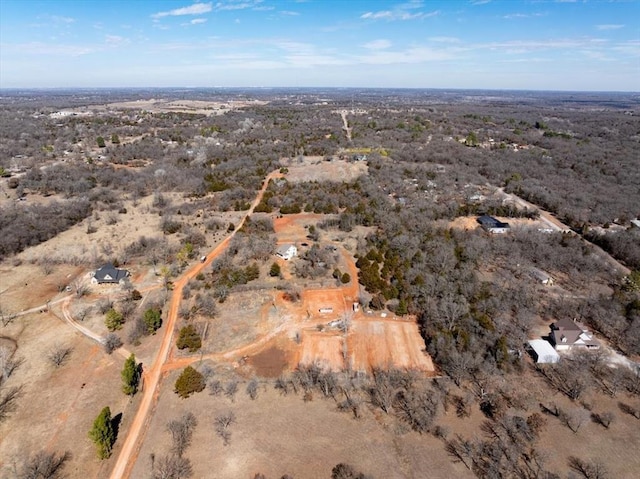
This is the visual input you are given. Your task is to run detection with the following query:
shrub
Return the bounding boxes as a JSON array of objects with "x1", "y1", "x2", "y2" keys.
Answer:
[
  {"x1": 174, "y1": 366, "x2": 205, "y2": 398},
  {"x1": 105, "y1": 309, "x2": 124, "y2": 331},
  {"x1": 143, "y1": 308, "x2": 162, "y2": 334},
  {"x1": 341, "y1": 273, "x2": 351, "y2": 284},
  {"x1": 269, "y1": 262, "x2": 281, "y2": 277},
  {"x1": 176, "y1": 325, "x2": 201, "y2": 352}
]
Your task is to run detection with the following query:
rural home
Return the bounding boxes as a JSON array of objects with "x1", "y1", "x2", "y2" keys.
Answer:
[
  {"x1": 477, "y1": 215, "x2": 510, "y2": 234},
  {"x1": 92, "y1": 263, "x2": 130, "y2": 285},
  {"x1": 528, "y1": 339, "x2": 560, "y2": 364},
  {"x1": 550, "y1": 318, "x2": 600, "y2": 351},
  {"x1": 276, "y1": 244, "x2": 297, "y2": 261}
]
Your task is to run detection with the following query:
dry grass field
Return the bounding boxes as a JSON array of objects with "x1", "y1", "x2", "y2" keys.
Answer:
[{"x1": 127, "y1": 375, "x2": 474, "y2": 479}]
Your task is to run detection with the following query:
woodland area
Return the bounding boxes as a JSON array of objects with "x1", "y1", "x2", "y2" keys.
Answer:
[{"x1": 0, "y1": 88, "x2": 639, "y2": 479}]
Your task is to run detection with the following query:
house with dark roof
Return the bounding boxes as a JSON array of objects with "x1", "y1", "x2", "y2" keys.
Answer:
[
  {"x1": 92, "y1": 263, "x2": 130, "y2": 285},
  {"x1": 477, "y1": 215, "x2": 510, "y2": 234},
  {"x1": 550, "y1": 318, "x2": 599, "y2": 351}
]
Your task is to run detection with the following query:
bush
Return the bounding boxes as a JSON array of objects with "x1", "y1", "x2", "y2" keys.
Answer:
[
  {"x1": 174, "y1": 366, "x2": 205, "y2": 398},
  {"x1": 176, "y1": 325, "x2": 201, "y2": 352},
  {"x1": 104, "y1": 309, "x2": 124, "y2": 331},
  {"x1": 269, "y1": 262, "x2": 281, "y2": 277},
  {"x1": 341, "y1": 273, "x2": 351, "y2": 284},
  {"x1": 130, "y1": 289, "x2": 142, "y2": 301},
  {"x1": 143, "y1": 308, "x2": 162, "y2": 334}
]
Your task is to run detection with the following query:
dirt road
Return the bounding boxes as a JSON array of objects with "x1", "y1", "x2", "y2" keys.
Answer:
[
  {"x1": 109, "y1": 171, "x2": 281, "y2": 479},
  {"x1": 499, "y1": 188, "x2": 630, "y2": 276},
  {"x1": 339, "y1": 110, "x2": 352, "y2": 142}
]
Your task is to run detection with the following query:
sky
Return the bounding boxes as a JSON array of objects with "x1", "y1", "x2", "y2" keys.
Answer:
[{"x1": 0, "y1": 0, "x2": 638, "y2": 91}]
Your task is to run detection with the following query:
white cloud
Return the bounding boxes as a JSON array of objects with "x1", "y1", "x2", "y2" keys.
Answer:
[
  {"x1": 280, "y1": 11, "x2": 300, "y2": 16},
  {"x1": 215, "y1": 1, "x2": 263, "y2": 11},
  {"x1": 596, "y1": 24, "x2": 624, "y2": 31},
  {"x1": 105, "y1": 35, "x2": 130, "y2": 47},
  {"x1": 361, "y1": 2, "x2": 439, "y2": 21},
  {"x1": 191, "y1": 18, "x2": 208, "y2": 24},
  {"x1": 503, "y1": 12, "x2": 547, "y2": 20},
  {"x1": 152, "y1": 2, "x2": 212, "y2": 19},
  {"x1": 471, "y1": 0, "x2": 491, "y2": 5},
  {"x1": 362, "y1": 39, "x2": 392, "y2": 50}
]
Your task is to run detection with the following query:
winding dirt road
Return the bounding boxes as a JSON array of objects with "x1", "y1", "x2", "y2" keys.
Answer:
[{"x1": 108, "y1": 170, "x2": 281, "y2": 479}]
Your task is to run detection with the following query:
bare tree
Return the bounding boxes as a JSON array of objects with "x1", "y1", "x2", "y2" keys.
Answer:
[
  {"x1": 0, "y1": 305, "x2": 17, "y2": 327},
  {"x1": 0, "y1": 385, "x2": 23, "y2": 422},
  {"x1": 152, "y1": 455, "x2": 193, "y2": 479},
  {"x1": 47, "y1": 344, "x2": 73, "y2": 367},
  {"x1": 568, "y1": 456, "x2": 609, "y2": 479},
  {"x1": 166, "y1": 412, "x2": 197, "y2": 458},
  {"x1": 591, "y1": 411, "x2": 614, "y2": 429},
  {"x1": 214, "y1": 412, "x2": 236, "y2": 446},
  {"x1": 9, "y1": 449, "x2": 70, "y2": 479},
  {"x1": 0, "y1": 346, "x2": 24, "y2": 382},
  {"x1": 225, "y1": 380, "x2": 238, "y2": 402},
  {"x1": 246, "y1": 379, "x2": 259, "y2": 400},
  {"x1": 104, "y1": 333, "x2": 123, "y2": 355},
  {"x1": 208, "y1": 380, "x2": 223, "y2": 396},
  {"x1": 559, "y1": 407, "x2": 590, "y2": 434}
]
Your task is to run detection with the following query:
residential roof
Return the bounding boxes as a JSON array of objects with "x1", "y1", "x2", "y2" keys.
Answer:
[
  {"x1": 276, "y1": 244, "x2": 296, "y2": 256},
  {"x1": 551, "y1": 318, "x2": 599, "y2": 348},
  {"x1": 528, "y1": 339, "x2": 560, "y2": 363},
  {"x1": 477, "y1": 215, "x2": 510, "y2": 229},
  {"x1": 94, "y1": 263, "x2": 129, "y2": 283}
]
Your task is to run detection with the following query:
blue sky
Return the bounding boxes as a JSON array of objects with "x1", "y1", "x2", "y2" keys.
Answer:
[{"x1": 0, "y1": 0, "x2": 638, "y2": 91}]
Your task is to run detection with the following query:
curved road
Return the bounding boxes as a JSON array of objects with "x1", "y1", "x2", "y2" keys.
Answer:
[{"x1": 109, "y1": 170, "x2": 281, "y2": 479}]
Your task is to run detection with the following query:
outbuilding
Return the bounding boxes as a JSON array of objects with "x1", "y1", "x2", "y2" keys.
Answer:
[
  {"x1": 528, "y1": 339, "x2": 560, "y2": 364},
  {"x1": 276, "y1": 244, "x2": 297, "y2": 261}
]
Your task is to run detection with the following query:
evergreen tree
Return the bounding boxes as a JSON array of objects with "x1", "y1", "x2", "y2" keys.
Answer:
[
  {"x1": 88, "y1": 406, "x2": 115, "y2": 459},
  {"x1": 176, "y1": 325, "x2": 201, "y2": 352},
  {"x1": 174, "y1": 366, "x2": 205, "y2": 398},
  {"x1": 121, "y1": 353, "x2": 139, "y2": 396},
  {"x1": 105, "y1": 309, "x2": 124, "y2": 331},
  {"x1": 143, "y1": 308, "x2": 162, "y2": 334},
  {"x1": 269, "y1": 262, "x2": 281, "y2": 277}
]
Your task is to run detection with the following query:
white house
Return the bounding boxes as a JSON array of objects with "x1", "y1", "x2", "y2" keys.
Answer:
[
  {"x1": 276, "y1": 244, "x2": 297, "y2": 261},
  {"x1": 528, "y1": 339, "x2": 560, "y2": 364},
  {"x1": 530, "y1": 268, "x2": 554, "y2": 286}
]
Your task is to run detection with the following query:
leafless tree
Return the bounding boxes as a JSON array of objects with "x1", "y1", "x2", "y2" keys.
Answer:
[
  {"x1": 225, "y1": 380, "x2": 238, "y2": 402},
  {"x1": 167, "y1": 412, "x2": 197, "y2": 458},
  {"x1": 618, "y1": 401, "x2": 640, "y2": 419},
  {"x1": 97, "y1": 298, "x2": 114, "y2": 315},
  {"x1": 47, "y1": 344, "x2": 73, "y2": 367},
  {"x1": 0, "y1": 305, "x2": 17, "y2": 327},
  {"x1": 9, "y1": 449, "x2": 70, "y2": 479},
  {"x1": 559, "y1": 407, "x2": 590, "y2": 434},
  {"x1": 208, "y1": 380, "x2": 223, "y2": 396},
  {"x1": 246, "y1": 379, "x2": 259, "y2": 400},
  {"x1": 152, "y1": 455, "x2": 193, "y2": 479},
  {"x1": 214, "y1": 412, "x2": 236, "y2": 446},
  {"x1": 568, "y1": 456, "x2": 609, "y2": 479},
  {"x1": 0, "y1": 346, "x2": 24, "y2": 382},
  {"x1": 591, "y1": 411, "x2": 614, "y2": 429},
  {"x1": 0, "y1": 385, "x2": 23, "y2": 422},
  {"x1": 103, "y1": 333, "x2": 123, "y2": 354}
]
